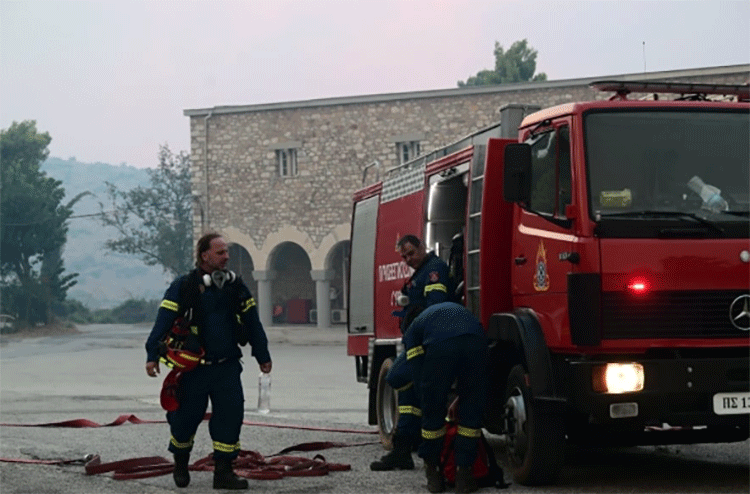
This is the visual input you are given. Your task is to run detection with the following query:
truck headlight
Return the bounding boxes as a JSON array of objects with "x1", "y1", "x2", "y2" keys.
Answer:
[{"x1": 593, "y1": 363, "x2": 644, "y2": 394}]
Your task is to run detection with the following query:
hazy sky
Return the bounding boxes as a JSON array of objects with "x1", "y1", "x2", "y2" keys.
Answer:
[{"x1": 1, "y1": 0, "x2": 748, "y2": 169}]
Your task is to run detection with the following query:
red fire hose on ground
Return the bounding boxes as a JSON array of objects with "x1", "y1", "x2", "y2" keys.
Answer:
[{"x1": 0, "y1": 414, "x2": 378, "y2": 481}]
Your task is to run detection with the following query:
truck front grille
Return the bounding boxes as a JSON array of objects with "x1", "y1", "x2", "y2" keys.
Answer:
[{"x1": 601, "y1": 290, "x2": 748, "y2": 339}]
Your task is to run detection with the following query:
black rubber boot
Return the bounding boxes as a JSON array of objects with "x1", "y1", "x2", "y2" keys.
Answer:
[
  {"x1": 370, "y1": 435, "x2": 415, "y2": 471},
  {"x1": 172, "y1": 453, "x2": 190, "y2": 488},
  {"x1": 424, "y1": 461, "x2": 445, "y2": 493},
  {"x1": 213, "y1": 458, "x2": 248, "y2": 490},
  {"x1": 455, "y1": 465, "x2": 478, "y2": 493}
]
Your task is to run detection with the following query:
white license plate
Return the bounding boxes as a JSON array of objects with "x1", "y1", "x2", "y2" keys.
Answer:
[{"x1": 713, "y1": 392, "x2": 750, "y2": 415}]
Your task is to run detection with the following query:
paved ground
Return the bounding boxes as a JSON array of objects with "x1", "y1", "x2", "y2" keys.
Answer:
[{"x1": 1, "y1": 323, "x2": 748, "y2": 494}]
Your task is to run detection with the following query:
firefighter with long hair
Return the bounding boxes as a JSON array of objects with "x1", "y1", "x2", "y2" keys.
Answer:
[{"x1": 145, "y1": 233, "x2": 272, "y2": 490}]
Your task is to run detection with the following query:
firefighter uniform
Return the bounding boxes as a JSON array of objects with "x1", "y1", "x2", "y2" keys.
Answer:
[
  {"x1": 400, "y1": 252, "x2": 451, "y2": 329},
  {"x1": 395, "y1": 253, "x2": 451, "y2": 441},
  {"x1": 145, "y1": 270, "x2": 271, "y2": 463},
  {"x1": 385, "y1": 351, "x2": 421, "y2": 436},
  {"x1": 403, "y1": 302, "x2": 488, "y2": 469},
  {"x1": 371, "y1": 253, "x2": 452, "y2": 471}
]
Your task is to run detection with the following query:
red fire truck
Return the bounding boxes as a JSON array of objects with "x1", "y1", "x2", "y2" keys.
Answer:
[{"x1": 346, "y1": 80, "x2": 750, "y2": 485}]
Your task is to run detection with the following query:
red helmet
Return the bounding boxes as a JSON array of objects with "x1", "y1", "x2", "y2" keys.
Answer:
[
  {"x1": 160, "y1": 369, "x2": 183, "y2": 411},
  {"x1": 160, "y1": 346, "x2": 205, "y2": 372}
]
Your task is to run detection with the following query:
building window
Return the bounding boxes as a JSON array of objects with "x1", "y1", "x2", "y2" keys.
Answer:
[
  {"x1": 276, "y1": 149, "x2": 298, "y2": 177},
  {"x1": 398, "y1": 141, "x2": 421, "y2": 164}
]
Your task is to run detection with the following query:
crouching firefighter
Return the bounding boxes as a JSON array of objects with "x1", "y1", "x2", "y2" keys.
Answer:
[
  {"x1": 145, "y1": 233, "x2": 272, "y2": 490},
  {"x1": 403, "y1": 302, "x2": 489, "y2": 494}
]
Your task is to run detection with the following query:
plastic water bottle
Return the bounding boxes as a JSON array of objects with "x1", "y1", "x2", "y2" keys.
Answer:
[
  {"x1": 687, "y1": 176, "x2": 728, "y2": 213},
  {"x1": 258, "y1": 372, "x2": 271, "y2": 414}
]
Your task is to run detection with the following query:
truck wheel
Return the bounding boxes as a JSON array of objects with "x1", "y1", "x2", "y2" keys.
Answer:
[
  {"x1": 504, "y1": 364, "x2": 564, "y2": 485},
  {"x1": 375, "y1": 356, "x2": 398, "y2": 449}
]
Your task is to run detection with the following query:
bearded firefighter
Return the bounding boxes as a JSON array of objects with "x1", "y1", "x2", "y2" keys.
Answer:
[{"x1": 145, "y1": 233, "x2": 272, "y2": 490}]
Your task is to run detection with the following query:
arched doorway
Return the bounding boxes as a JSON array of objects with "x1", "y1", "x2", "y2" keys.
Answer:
[
  {"x1": 227, "y1": 243, "x2": 257, "y2": 298},
  {"x1": 269, "y1": 242, "x2": 314, "y2": 324}
]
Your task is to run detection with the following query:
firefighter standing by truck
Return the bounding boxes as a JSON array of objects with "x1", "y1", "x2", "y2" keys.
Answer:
[
  {"x1": 145, "y1": 233, "x2": 272, "y2": 490},
  {"x1": 370, "y1": 234, "x2": 452, "y2": 471}
]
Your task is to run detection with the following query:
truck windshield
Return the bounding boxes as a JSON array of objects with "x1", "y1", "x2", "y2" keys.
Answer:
[{"x1": 585, "y1": 110, "x2": 749, "y2": 218}]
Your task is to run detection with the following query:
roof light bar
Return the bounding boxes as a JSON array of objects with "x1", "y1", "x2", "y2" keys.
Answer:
[{"x1": 590, "y1": 80, "x2": 750, "y2": 101}]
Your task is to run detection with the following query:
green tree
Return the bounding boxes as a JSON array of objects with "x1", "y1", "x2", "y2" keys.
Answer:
[
  {"x1": 458, "y1": 39, "x2": 547, "y2": 87},
  {"x1": 98, "y1": 144, "x2": 193, "y2": 277},
  {"x1": 0, "y1": 121, "x2": 81, "y2": 325}
]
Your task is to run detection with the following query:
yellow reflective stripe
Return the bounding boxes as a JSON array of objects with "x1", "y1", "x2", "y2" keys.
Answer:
[
  {"x1": 406, "y1": 346, "x2": 424, "y2": 360},
  {"x1": 424, "y1": 283, "x2": 447, "y2": 294},
  {"x1": 160, "y1": 300, "x2": 179, "y2": 312},
  {"x1": 457, "y1": 426, "x2": 482, "y2": 438},
  {"x1": 213, "y1": 441, "x2": 241, "y2": 453},
  {"x1": 170, "y1": 435, "x2": 194, "y2": 449},
  {"x1": 395, "y1": 382, "x2": 413, "y2": 392},
  {"x1": 241, "y1": 298, "x2": 257, "y2": 313},
  {"x1": 422, "y1": 426, "x2": 447, "y2": 440},
  {"x1": 163, "y1": 356, "x2": 185, "y2": 369},
  {"x1": 160, "y1": 356, "x2": 179, "y2": 369},
  {"x1": 398, "y1": 405, "x2": 422, "y2": 417},
  {"x1": 190, "y1": 325, "x2": 199, "y2": 335}
]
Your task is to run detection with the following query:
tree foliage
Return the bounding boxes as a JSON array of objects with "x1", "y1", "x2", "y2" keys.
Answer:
[
  {"x1": 458, "y1": 39, "x2": 547, "y2": 87},
  {"x1": 98, "y1": 145, "x2": 193, "y2": 277},
  {"x1": 0, "y1": 121, "x2": 82, "y2": 325}
]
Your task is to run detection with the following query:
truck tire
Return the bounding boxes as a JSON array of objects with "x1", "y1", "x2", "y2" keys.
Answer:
[
  {"x1": 375, "y1": 356, "x2": 398, "y2": 449},
  {"x1": 504, "y1": 364, "x2": 564, "y2": 485}
]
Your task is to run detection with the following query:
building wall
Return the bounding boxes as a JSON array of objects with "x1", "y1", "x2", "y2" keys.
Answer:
[{"x1": 185, "y1": 65, "x2": 748, "y2": 324}]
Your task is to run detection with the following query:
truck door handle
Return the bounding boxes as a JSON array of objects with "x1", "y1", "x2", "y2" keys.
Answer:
[{"x1": 514, "y1": 256, "x2": 527, "y2": 265}]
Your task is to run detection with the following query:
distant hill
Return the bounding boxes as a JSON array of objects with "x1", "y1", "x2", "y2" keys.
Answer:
[{"x1": 41, "y1": 157, "x2": 171, "y2": 309}]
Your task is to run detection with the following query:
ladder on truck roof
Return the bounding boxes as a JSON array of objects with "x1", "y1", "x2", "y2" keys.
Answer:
[{"x1": 590, "y1": 80, "x2": 750, "y2": 102}]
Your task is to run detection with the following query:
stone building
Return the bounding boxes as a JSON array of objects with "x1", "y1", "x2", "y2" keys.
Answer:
[{"x1": 183, "y1": 64, "x2": 749, "y2": 329}]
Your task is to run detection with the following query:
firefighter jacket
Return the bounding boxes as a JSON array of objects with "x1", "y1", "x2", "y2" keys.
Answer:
[
  {"x1": 404, "y1": 252, "x2": 450, "y2": 307},
  {"x1": 145, "y1": 270, "x2": 271, "y2": 366},
  {"x1": 403, "y1": 302, "x2": 485, "y2": 362},
  {"x1": 396, "y1": 252, "x2": 451, "y2": 332}
]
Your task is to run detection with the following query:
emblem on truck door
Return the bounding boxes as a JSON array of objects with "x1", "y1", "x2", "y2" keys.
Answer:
[
  {"x1": 533, "y1": 241, "x2": 550, "y2": 292},
  {"x1": 729, "y1": 295, "x2": 750, "y2": 331}
]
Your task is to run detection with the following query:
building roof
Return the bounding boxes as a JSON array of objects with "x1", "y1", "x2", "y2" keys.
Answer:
[{"x1": 183, "y1": 64, "x2": 749, "y2": 117}]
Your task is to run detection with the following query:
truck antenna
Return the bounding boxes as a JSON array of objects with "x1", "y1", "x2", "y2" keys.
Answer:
[{"x1": 642, "y1": 41, "x2": 646, "y2": 73}]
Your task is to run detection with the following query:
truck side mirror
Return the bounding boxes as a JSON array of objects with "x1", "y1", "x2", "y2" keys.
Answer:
[{"x1": 503, "y1": 143, "x2": 532, "y2": 204}]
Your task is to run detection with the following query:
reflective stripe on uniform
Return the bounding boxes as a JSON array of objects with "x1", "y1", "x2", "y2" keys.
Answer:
[
  {"x1": 457, "y1": 425, "x2": 482, "y2": 438},
  {"x1": 241, "y1": 298, "x2": 257, "y2": 313},
  {"x1": 395, "y1": 382, "x2": 413, "y2": 392},
  {"x1": 160, "y1": 300, "x2": 179, "y2": 312},
  {"x1": 422, "y1": 426, "x2": 447, "y2": 440},
  {"x1": 170, "y1": 435, "x2": 194, "y2": 450},
  {"x1": 398, "y1": 405, "x2": 422, "y2": 417},
  {"x1": 407, "y1": 346, "x2": 424, "y2": 360},
  {"x1": 423, "y1": 283, "x2": 447, "y2": 295},
  {"x1": 213, "y1": 440, "x2": 241, "y2": 453}
]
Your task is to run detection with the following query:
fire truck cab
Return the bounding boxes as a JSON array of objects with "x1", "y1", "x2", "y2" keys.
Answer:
[{"x1": 347, "y1": 81, "x2": 750, "y2": 485}]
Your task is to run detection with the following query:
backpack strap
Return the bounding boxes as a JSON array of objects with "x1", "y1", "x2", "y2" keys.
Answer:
[{"x1": 178, "y1": 269, "x2": 205, "y2": 349}]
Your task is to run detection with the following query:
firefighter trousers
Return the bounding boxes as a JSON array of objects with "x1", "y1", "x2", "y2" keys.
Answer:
[
  {"x1": 412, "y1": 335, "x2": 488, "y2": 467},
  {"x1": 386, "y1": 351, "x2": 422, "y2": 442},
  {"x1": 167, "y1": 358, "x2": 245, "y2": 461}
]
